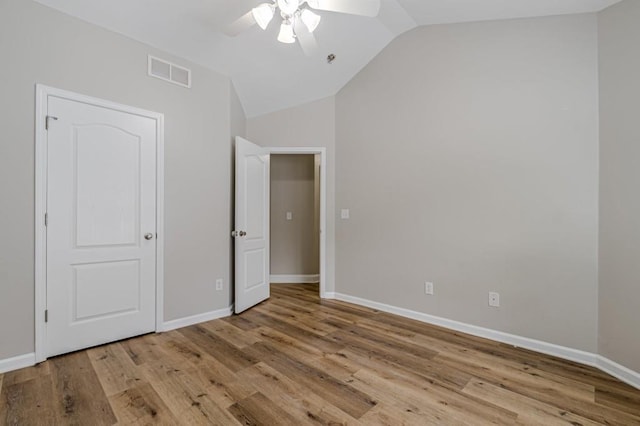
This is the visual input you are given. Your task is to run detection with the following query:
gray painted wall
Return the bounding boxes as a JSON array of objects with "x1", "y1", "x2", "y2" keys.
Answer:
[
  {"x1": 598, "y1": 0, "x2": 640, "y2": 372},
  {"x1": 270, "y1": 155, "x2": 319, "y2": 276},
  {"x1": 335, "y1": 14, "x2": 600, "y2": 352},
  {"x1": 0, "y1": 0, "x2": 232, "y2": 359},
  {"x1": 246, "y1": 97, "x2": 336, "y2": 293}
]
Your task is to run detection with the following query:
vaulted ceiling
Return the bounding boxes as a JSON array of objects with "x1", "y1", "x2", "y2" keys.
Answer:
[{"x1": 34, "y1": 0, "x2": 621, "y2": 117}]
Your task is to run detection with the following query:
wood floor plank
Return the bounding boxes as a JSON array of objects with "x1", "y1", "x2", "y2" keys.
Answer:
[
  {"x1": 435, "y1": 353, "x2": 640, "y2": 425},
  {"x1": 329, "y1": 321, "x2": 440, "y2": 361},
  {"x1": 0, "y1": 361, "x2": 50, "y2": 388},
  {"x1": 109, "y1": 382, "x2": 178, "y2": 425},
  {"x1": 198, "y1": 319, "x2": 262, "y2": 349},
  {"x1": 248, "y1": 325, "x2": 326, "y2": 359},
  {"x1": 595, "y1": 385, "x2": 640, "y2": 418},
  {"x1": 120, "y1": 333, "x2": 164, "y2": 366},
  {"x1": 328, "y1": 331, "x2": 471, "y2": 390},
  {"x1": 434, "y1": 350, "x2": 595, "y2": 402},
  {"x1": 241, "y1": 309, "x2": 344, "y2": 353},
  {"x1": 463, "y1": 377, "x2": 602, "y2": 426},
  {"x1": 137, "y1": 363, "x2": 244, "y2": 425},
  {"x1": 357, "y1": 316, "x2": 597, "y2": 397},
  {"x1": 221, "y1": 314, "x2": 261, "y2": 331},
  {"x1": 253, "y1": 303, "x2": 339, "y2": 336},
  {"x1": 49, "y1": 351, "x2": 117, "y2": 426},
  {"x1": 178, "y1": 325, "x2": 260, "y2": 372},
  {"x1": 87, "y1": 343, "x2": 143, "y2": 396},
  {"x1": 236, "y1": 362, "x2": 362, "y2": 425},
  {"x1": 0, "y1": 375, "x2": 4, "y2": 422},
  {"x1": 360, "y1": 402, "x2": 462, "y2": 426},
  {"x1": 368, "y1": 311, "x2": 620, "y2": 390},
  {"x1": 247, "y1": 341, "x2": 377, "y2": 419},
  {"x1": 1, "y1": 375, "x2": 58, "y2": 426},
  {"x1": 240, "y1": 363, "x2": 361, "y2": 425},
  {"x1": 351, "y1": 368, "x2": 518, "y2": 425},
  {"x1": 2, "y1": 283, "x2": 639, "y2": 425},
  {"x1": 228, "y1": 392, "x2": 300, "y2": 426}
]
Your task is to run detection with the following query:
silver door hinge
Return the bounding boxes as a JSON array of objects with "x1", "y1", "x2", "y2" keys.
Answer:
[
  {"x1": 44, "y1": 212, "x2": 48, "y2": 226},
  {"x1": 45, "y1": 115, "x2": 58, "y2": 130},
  {"x1": 45, "y1": 310, "x2": 48, "y2": 323}
]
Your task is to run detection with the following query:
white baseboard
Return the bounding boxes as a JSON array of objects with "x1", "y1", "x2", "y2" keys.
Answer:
[
  {"x1": 0, "y1": 352, "x2": 36, "y2": 374},
  {"x1": 323, "y1": 292, "x2": 336, "y2": 299},
  {"x1": 160, "y1": 305, "x2": 234, "y2": 332},
  {"x1": 332, "y1": 292, "x2": 640, "y2": 390},
  {"x1": 597, "y1": 355, "x2": 640, "y2": 390},
  {"x1": 270, "y1": 274, "x2": 320, "y2": 284}
]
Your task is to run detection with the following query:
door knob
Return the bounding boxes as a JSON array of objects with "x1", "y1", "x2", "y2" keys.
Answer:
[
  {"x1": 144, "y1": 233, "x2": 154, "y2": 240},
  {"x1": 239, "y1": 231, "x2": 247, "y2": 237}
]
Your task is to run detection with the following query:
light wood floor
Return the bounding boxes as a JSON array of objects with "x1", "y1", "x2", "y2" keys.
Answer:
[{"x1": 1, "y1": 284, "x2": 639, "y2": 425}]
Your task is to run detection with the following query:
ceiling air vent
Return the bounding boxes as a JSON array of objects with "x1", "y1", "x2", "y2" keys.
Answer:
[{"x1": 148, "y1": 55, "x2": 191, "y2": 88}]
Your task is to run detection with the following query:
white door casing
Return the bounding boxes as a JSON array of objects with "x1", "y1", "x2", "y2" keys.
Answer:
[
  {"x1": 234, "y1": 137, "x2": 270, "y2": 313},
  {"x1": 35, "y1": 85, "x2": 164, "y2": 361}
]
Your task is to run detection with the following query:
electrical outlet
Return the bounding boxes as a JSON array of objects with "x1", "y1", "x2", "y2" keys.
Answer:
[
  {"x1": 341, "y1": 209, "x2": 350, "y2": 219},
  {"x1": 286, "y1": 211, "x2": 293, "y2": 220},
  {"x1": 488, "y1": 292, "x2": 500, "y2": 307},
  {"x1": 425, "y1": 282, "x2": 434, "y2": 295},
  {"x1": 216, "y1": 278, "x2": 223, "y2": 291}
]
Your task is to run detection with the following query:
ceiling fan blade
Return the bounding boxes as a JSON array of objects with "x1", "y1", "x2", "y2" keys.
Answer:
[
  {"x1": 294, "y1": 19, "x2": 319, "y2": 56},
  {"x1": 224, "y1": 11, "x2": 257, "y2": 37},
  {"x1": 306, "y1": 0, "x2": 380, "y2": 17}
]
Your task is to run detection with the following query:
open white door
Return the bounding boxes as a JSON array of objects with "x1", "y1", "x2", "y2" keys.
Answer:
[{"x1": 234, "y1": 137, "x2": 270, "y2": 313}]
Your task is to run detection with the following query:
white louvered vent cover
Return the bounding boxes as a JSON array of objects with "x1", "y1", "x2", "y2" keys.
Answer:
[{"x1": 148, "y1": 55, "x2": 191, "y2": 88}]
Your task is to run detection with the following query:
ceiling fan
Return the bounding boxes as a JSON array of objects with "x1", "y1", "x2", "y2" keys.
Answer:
[{"x1": 224, "y1": 0, "x2": 381, "y2": 56}]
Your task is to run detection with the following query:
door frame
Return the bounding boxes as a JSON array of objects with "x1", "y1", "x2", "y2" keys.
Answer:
[
  {"x1": 34, "y1": 84, "x2": 165, "y2": 363},
  {"x1": 268, "y1": 147, "x2": 327, "y2": 298}
]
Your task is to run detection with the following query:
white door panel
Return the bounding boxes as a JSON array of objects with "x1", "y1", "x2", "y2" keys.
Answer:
[
  {"x1": 46, "y1": 96, "x2": 157, "y2": 357},
  {"x1": 74, "y1": 125, "x2": 140, "y2": 247},
  {"x1": 235, "y1": 137, "x2": 270, "y2": 313}
]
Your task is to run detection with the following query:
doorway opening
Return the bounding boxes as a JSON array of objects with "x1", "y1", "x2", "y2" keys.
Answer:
[
  {"x1": 233, "y1": 139, "x2": 327, "y2": 313},
  {"x1": 269, "y1": 147, "x2": 327, "y2": 298},
  {"x1": 269, "y1": 154, "x2": 320, "y2": 292}
]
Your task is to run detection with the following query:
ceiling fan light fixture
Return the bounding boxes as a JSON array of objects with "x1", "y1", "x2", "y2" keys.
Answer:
[
  {"x1": 277, "y1": 0, "x2": 300, "y2": 16},
  {"x1": 252, "y1": 3, "x2": 275, "y2": 30},
  {"x1": 277, "y1": 21, "x2": 296, "y2": 43},
  {"x1": 300, "y1": 8, "x2": 321, "y2": 33}
]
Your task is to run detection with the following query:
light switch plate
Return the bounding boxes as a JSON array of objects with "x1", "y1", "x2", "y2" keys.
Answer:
[
  {"x1": 286, "y1": 212, "x2": 292, "y2": 220},
  {"x1": 341, "y1": 209, "x2": 350, "y2": 219}
]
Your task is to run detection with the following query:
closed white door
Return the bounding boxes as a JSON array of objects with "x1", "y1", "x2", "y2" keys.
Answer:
[
  {"x1": 46, "y1": 96, "x2": 158, "y2": 357},
  {"x1": 234, "y1": 137, "x2": 270, "y2": 313}
]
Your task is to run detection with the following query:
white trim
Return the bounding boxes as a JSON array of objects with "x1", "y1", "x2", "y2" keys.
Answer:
[
  {"x1": 34, "y1": 85, "x2": 48, "y2": 364},
  {"x1": 155, "y1": 109, "x2": 166, "y2": 334},
  {"x1": 597, "y1": 356, "x2": 640, "y2": 390},
  {"x1": 160, "y1": 305, "x2": 234, "y2": 332},
  {"x1": 0, "y1": 353, "x2": 36, "y2": 374},
  {"x1": 34, "y1": 84, "x2": 165, "y2": 363},
  {"x1": 270, "y1": 274, "x2": 320, "y2": 284},
  {"x1": 333, "y1": 293, "x2": 597, "y2": 365},
  {"x1": 268, "y1": 147, "x2": 328, "y2": 299}
]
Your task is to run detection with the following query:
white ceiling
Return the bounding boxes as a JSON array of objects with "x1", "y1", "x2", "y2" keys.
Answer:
[{"x1": 34, "y1": 0, "x2": 621, "y2": 117}]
